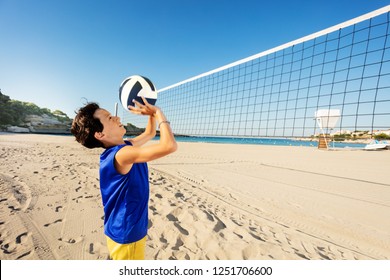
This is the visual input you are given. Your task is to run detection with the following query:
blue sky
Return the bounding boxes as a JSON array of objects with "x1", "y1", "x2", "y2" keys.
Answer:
[{"x1": 0, "y1": 0, "x2": 389, "y2": 118}]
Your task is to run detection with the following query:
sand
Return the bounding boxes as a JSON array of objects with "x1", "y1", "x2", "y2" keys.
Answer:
[{"x1": 0, "y1": 133, "x2": 389, "y2": 260}]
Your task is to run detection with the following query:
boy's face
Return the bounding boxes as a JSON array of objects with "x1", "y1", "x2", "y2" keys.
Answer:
[{"x1": 93, "y1": 108, "x2": 126, "y2": 141}]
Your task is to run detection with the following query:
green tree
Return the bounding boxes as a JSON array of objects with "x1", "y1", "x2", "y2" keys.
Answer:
[
  {"x1": 0, "y1": 90, "x2": 71, "y2": 126},
  {"x1": 0, "y1": 90, "x2": 19, "y2": 125},
  {"x1": 52, "y1": 110, "x2": 67, "y2": 117},
  {"x1": 374, "y1": 133, "x2": 390, "y2": 140}
]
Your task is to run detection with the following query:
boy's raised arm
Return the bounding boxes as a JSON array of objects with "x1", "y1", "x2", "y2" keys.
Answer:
[{"x1": 115, "y1": 97, "x2": 177, "y2": 169}]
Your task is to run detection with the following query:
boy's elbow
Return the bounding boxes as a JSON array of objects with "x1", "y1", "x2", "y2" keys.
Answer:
[
  {"x1": 172, "y1": 141, "x2": 178, "y2": 153},
  {"x1": 167, "y1": 141, "x2": 178, "y2": 154}
]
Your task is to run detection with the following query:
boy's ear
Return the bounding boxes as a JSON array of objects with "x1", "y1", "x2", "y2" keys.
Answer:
[{"x1": 94, "y1": 131, "x2": 104, "y2": 140}]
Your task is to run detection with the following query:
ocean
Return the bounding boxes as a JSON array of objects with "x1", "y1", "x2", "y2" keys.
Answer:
[
  {"x1": 172, "y1": 136, "x2": 366, "y2": 149},
  {"x1": 38, "y1": 133, "x2": 366, "y2": 149}
]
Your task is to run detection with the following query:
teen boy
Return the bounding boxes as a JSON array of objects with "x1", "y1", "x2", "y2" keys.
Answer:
[{"x1": 71, "y1": 97, "x2": 177, "y2": 259}]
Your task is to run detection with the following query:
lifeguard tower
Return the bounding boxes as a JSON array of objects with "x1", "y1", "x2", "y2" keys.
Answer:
[{"x1": 314, "y1": 109, "x2": 341, "y2": 149}]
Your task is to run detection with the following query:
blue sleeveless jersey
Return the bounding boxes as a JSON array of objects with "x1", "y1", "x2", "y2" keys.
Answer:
[{"x1": 99, "y1": 141, "x2": 149, "y2": 244}]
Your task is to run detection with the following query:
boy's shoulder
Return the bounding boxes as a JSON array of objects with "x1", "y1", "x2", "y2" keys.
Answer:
[{"x1": 101, "y1": 141, "x2": 132, "y2": 158}]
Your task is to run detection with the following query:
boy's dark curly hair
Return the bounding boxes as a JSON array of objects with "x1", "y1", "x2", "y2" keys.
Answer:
[{"x1": 71, "y1": 102, "x2": 104, "y2": 149}]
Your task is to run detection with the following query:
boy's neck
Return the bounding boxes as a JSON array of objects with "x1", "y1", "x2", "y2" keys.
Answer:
[{"x1": 102, "y1": 138, "x2": 126, "y2": 149}]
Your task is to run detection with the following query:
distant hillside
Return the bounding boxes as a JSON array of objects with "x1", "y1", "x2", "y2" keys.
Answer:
[
  {"x1": 0, "y1": 89, "x2": 145, "y2": 135},
  {"x1": 0, "y1": 89, "x2": 71, "y2": 127},
  {"x1": 0, "y1": 89, "x2": 73, "y2": 133}
]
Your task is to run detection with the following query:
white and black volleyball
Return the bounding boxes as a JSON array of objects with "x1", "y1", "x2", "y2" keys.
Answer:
[{"x1": 119, "y1": 75, "x2": 157, "y2": 111}]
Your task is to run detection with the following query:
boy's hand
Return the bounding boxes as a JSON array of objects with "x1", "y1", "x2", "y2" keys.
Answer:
[{"x1": 128, "y1": 96, "x2": 160, "y2": 116}]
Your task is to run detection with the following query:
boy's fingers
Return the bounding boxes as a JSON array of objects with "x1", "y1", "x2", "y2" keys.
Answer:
[
  {"x1": 130, "y1": 98, "x2": 155, "y2": 115},
  {"x1": 128, "y1": 107, "x2": 142, "y2": 115},
  {"x1": 141, "y1": 96, "x2": 150, "y2": 107},
  {"x1": 128, "y1": 104, "x2": 142, "y2": 111},
  {"x1": 132, "y1": 99, "x2": 144, "y2": 108},
  {"x1": 128, "y1": 105, "x2": 141, "y2": 112},
  {"x1": 141, "y1": 96, "x2": 154, "y2": 111}
]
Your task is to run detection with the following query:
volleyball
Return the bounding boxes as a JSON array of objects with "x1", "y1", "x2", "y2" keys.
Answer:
[{"x1": 119, "y1": 75, "x2": 157, "y2": 111}]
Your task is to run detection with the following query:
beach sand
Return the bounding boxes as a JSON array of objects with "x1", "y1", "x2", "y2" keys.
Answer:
[{"x1": 0, "y1": 133, "x2": 389, "y2": 260}]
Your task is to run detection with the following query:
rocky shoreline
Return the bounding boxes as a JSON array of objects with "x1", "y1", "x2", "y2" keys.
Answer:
[
  {"x1": 1, "y1": 113, "x2": 385, "y2": 144},
  {"x1": 3, "y1": 114, "x2": 71, "y2": 134}
]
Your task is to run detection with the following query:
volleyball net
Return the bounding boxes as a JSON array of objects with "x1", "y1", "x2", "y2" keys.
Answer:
[{"x1": 121, "y1": 5, "x2": 390, "y2": 138}]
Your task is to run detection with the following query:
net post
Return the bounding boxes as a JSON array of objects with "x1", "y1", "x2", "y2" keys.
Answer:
[{"x1": 114, "y1": 102, "x2": 118, "y2": 117}]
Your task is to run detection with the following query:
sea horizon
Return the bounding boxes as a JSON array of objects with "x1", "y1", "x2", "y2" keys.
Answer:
[
  {"x1": 0, "y1": 131, "x2": 367, "y2": 149},
  {"x1": 172, "y1": 135, "x2": 366, "y2": 148}
]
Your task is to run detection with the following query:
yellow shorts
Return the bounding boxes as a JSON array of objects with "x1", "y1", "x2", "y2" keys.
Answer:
[{"x1": 106, "y1": 236, "x2": 146, "y2": 260}]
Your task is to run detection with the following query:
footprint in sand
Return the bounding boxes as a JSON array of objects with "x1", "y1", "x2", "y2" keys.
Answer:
[
  {"x1": 149, "y1": 205, "x2": 158, "y2": 215},
  {"x1": 72, "y1": 195, "x2": 83, "y2": 203},
  {"x1": 8, "y1": 205, "x2": 21, "y2": 212},
  {"x1": 58, "y1": 236, "x2": 83, "y2": 244},
  {"x1": 213, "y1": 219, "x2": 227, "y2": 233},
  {"x1": 166, "y1": 214, "x2": 189, "y2": 236},
  {"x1": 171, "y1": 237, "x2": 184, "y2": 250},
  {"x1": 230, "y1": 217, "x2": 244, "y2": 226},
  {"x1": 1, "y1": 242, "x2": 17, "y2": 254},
  {"x1": 175, "y1": 192, "x2": 184, "y2": 199},
  {"x1": 174, "y1": 224, "x2": 189, "y2": 235},
  {"x1": 165, "y1": 213, "x2": 176, "y2": 222},
  {"x1": 44, "y1": 219, "x2": 63, "y2": 227},
  {"x1": 248, "y1": 231, "x2": 266, "y2": 242},
  {"x1": 151, "y1": 175, "x2": 166, "y2": 186},
  {"x1": 202, "y1": 210, "x2": 214, "y2": 222},
  {"x1": 316, "y1": 246, "x2": 332, "y2": 260},
  {"x1": 16, "y1": 232, "x2": 31, "y2": 244},
  {"x1": 159, "y1": 235, "x2": 168, "y2": 244},
  {"x1": 201, "y1": 209, "x2": 227, "y2": 233},
  {"x1": 88, "y1": 242, "x2": 107, "y2": 256},
  {"x1": 16, "y1": 250, "x2": 32, "y2": 260}
]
